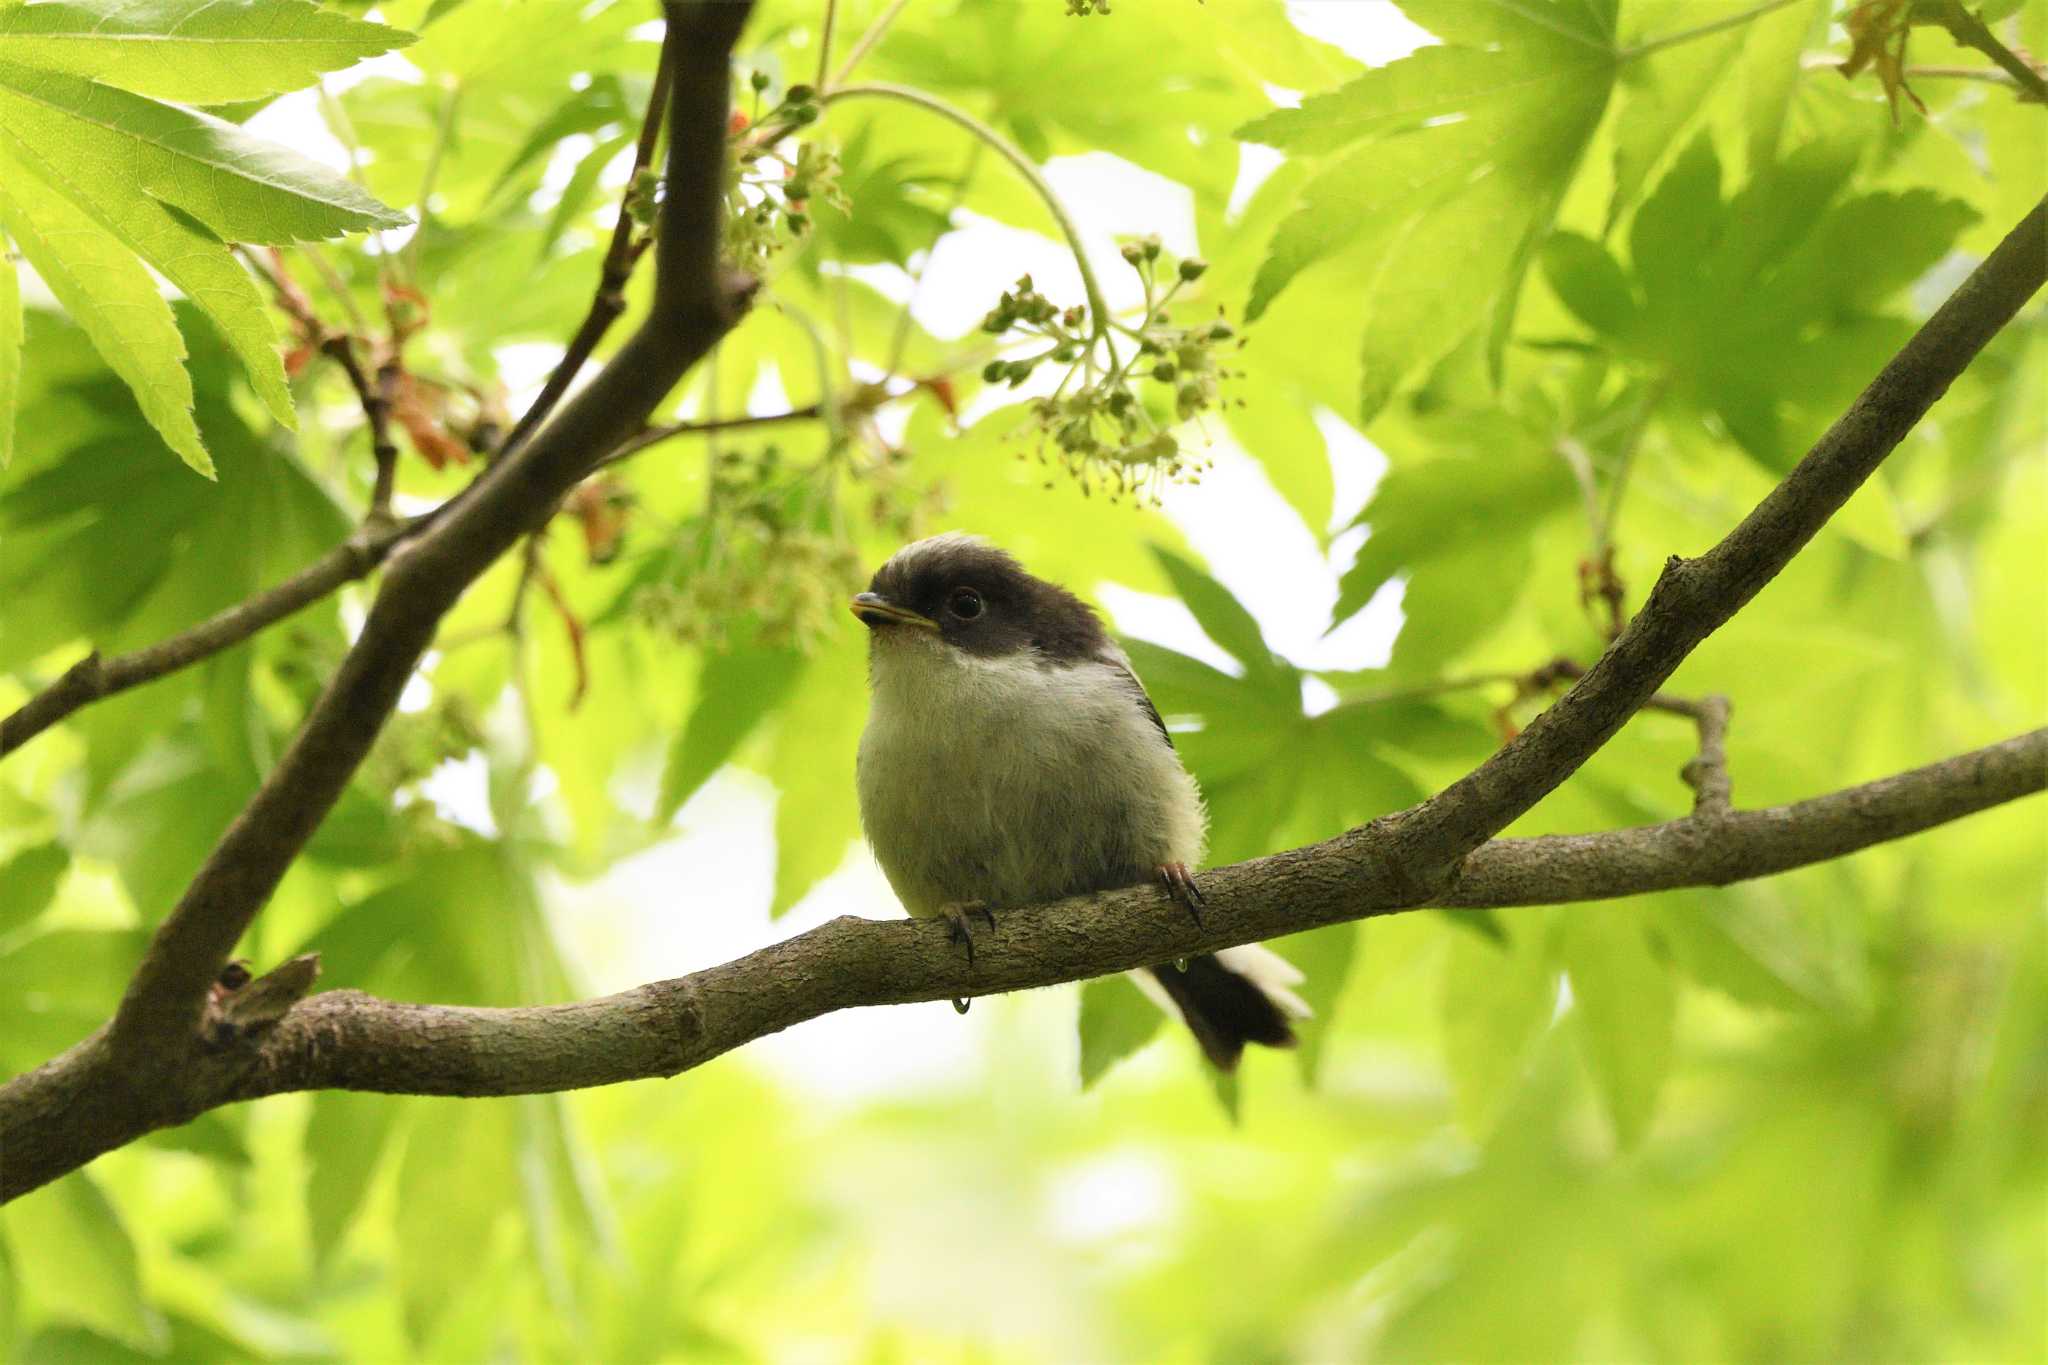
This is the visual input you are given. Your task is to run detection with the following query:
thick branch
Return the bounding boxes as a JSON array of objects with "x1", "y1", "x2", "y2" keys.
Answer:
[
  {"x1": 3, "y1": 729, "x2": 2037, "y2": 1201},
  {"x1": 0, "y1": 519, "x2": 411, "y2": 758},
  {"x1": 1387, "y1": 196, "x2": 2046, "y2": 880},
  {"x1": 104, "y1": 1, "x2": 758, "y2": 1062}
]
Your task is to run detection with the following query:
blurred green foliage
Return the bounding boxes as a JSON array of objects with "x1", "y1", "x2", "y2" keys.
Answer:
[{"x1": 1, "y1": 0, "x2": 2043, "y2": 1359}]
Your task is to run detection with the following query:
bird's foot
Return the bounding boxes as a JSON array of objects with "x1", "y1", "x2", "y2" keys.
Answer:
[
  {"x1": 1158, "y1": 862, "x2": 1206, "y2": 927},
  {"x1": 937, "y1": 899, "x2": 997, "y2": 965}
]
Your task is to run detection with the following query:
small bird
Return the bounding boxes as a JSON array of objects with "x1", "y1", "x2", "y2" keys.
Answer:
[{"x1": 851, "y1": 533, "x2": 1309, "y2": 1071}]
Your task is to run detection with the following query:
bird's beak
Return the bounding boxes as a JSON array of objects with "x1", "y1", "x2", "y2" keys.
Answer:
[{"x1": 850, "y1": 592, "x2": 938, "y2": 631}]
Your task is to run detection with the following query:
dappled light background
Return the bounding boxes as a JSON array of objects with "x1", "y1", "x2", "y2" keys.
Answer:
[{"x1": 1, "y1": 0, "x2": 2042, "y2": 1361}]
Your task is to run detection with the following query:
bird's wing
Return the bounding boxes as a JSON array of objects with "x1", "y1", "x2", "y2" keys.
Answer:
[{"x1": 1096, "y1": 646, "x2": 1173, "y2": 749}]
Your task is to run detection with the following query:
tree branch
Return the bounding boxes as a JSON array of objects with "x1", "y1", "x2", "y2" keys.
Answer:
[
  {"x1": 3, "y1": 728, "x2": 2037, "y2": 1201},
  {"x1": 493, "y1": 18, "x2": 680, "y2": 461},
  {"x1": 102, "y1": 0, "x2": 758, "y2": 1064},
  {"x1": 1, "y1": 60, "x2": 2039, "y2": 1209},
  {"x1": 0, "y1": 518, "x2": 414, "y2": 759},
  {"x1": 1384, "y1": 195, "x2": 2045, "y2": 884}
]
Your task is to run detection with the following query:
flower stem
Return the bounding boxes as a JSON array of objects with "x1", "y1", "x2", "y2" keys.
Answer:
[{"x1": 821, "y1": 82, "x2": 1114, "y2": 346}]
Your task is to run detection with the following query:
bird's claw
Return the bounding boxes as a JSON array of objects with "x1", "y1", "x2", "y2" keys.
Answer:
[
  {"x1": 1158, "y1": 862, "x2": 1206, "y2": 926},
  {"x1": 938, "y1": 900, "x2": 996, "y2": 965}
]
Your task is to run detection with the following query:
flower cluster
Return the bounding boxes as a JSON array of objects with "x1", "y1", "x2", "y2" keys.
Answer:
[
  {"x1": 725, "y1": 77, "x2": 841, "y2": 270},
  {"x1": 635, "y1": 442, "x2": 942, "y2": 652},
  {"x1": 978, "y1": 238, "x2": 1239, "y2": 504}
]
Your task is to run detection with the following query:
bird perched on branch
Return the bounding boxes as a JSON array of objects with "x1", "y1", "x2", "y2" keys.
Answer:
[{"x1": 851, "y1": 532, "x2": 1309, "y2": 1070}]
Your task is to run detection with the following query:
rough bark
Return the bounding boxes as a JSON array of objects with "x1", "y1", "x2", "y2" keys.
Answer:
[{"x1": 2, "y1": 729, "x2": 2037, "y2": 1200}]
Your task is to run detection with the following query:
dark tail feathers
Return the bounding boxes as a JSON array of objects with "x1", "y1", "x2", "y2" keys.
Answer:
[{"x1": 1149, "y1": 954, "x2": 1299, "y2": 1072}]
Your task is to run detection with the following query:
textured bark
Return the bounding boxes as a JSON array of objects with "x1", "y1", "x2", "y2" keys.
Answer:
[{"x1": 2, "y1": 729, "x2": 2037, "y2": 1200}]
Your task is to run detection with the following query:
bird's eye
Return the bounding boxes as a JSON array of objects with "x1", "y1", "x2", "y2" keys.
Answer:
[{"x1": 947, "y1": 587, "x2": 984, "y2": 620}]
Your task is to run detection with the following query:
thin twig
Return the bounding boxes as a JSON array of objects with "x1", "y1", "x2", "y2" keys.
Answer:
[
  {"x1": 596, "y1": 404, "x2": 825, "y2": 470},
  {"x1": 815, "y1": 0, "x2": 840, "y2": 91},
  {"x1": 1524, "y1": 659, "x2": 1733, "y2": 814},
  {"x1": 495, "y1": 22, "x2": 680, "y2": 460},
  {"x1": 1932, "y1": 0, "x2": 2048, "y2": 101},
  {"x1": 828, "y1": 0, "x2": 909, "y2": 89},
  {"x1": 241, "y1": 248, "x2": 404, "y2": 516},
  {"x1": 321, "y1": 337, "x2": 402, "y2": 517},
  {"x1": 0, "y1": 519, "x2": 416, "y2": 759}
]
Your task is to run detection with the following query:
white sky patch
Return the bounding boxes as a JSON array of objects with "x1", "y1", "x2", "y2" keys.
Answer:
[
  {"x1": 1285, "y1": 0, "x2": 1438, "y2": 65},
  {"x1": 1148, "y1": 439, "x2": 1396, "y2": 673},
  {"x1": 1228, "y1": 143, "x2": 1286, "y2": 221},
  {"x1": 417, "y1": 752, "x2": 497, "y2": 836},
  {"x1": 1043, "y1": 1150, "x2": 1180, "y2": 1246},
  {"x1": 1099, "y1": 585, "x2": 1243, "y2": 677},
  {"x1": 1042, "y1": 152, "x2": 1200, "y2": 261},
  {"x1": 244, "y1": 90, "x2": 355, "y2": 178}
]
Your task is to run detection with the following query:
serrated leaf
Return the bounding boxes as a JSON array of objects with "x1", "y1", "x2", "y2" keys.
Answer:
[
  {"x1": 1618, "y1": 137, "x2": 1978, "y2": 469},
  {"x1": 660, "y1": 645, "x2": 805, "y2": 823},
  {"x1": 0, "y1": 60, "x2": 406, "y2": 240},
  {"x1": 1608, "y1": 0, "x2": 1753, "y2": 229},
  {"x1": 0, "y1": 119, "x2": 295, "y2": 429},
  {"x1": 1078, "y1": 973, "x2": 1165, "y2": 1087},
  {"x1": 0, "y1": 247, "x2": 17, "y2": 467},
  {"x1": 0, "y1": 152, "x2": 209, "y2": 473},
  {"x1": 1238, "y1": 0, "x2": 1617, "y2": 422},
  {"x1": 0, "y1": 55, "x2": 408, "y2": 440},
  {"x1": 1742, "y1": 0, "x2": 1827, "y2": 173},
  {"x1": 1561, "y1": 911, "x2": 1674, "y2": 1149},
  {"x1": 0, "y1": 0, "x2": 415, "y2": 104}
]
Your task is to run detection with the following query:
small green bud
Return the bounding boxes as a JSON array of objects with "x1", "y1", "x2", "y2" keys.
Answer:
[
  {"x1": 1152, "y1": 362, "x2": 1177, "y2": 382},
  {"x1": 982, "y1": 360, "x2": 1007, "y2": 383},
  {"x1": 1208, "y1": 322, "x2": 1234, "y2": 341},
  {"x1": 1120, "y1": 242, "x2": 1145, "y2": 265},
  {"x1": 1177, "y1": 257, "x2": 1208, "y2": 281},
  {"x1": 789, "y1": 104, "x2": 820, "y2": 126},
  {"x1": 750, "y1": 71, "x2": 771, "y2": 92},
  {"x1": 1148, "y1": 432, "x2": 1178, "y2": 459},
  {"x1": 785, "y1": 84, "x2": 816, "y2": 104},
  {"x1": 786, "y1": 212, "x2": 808, "y2": 232},
  {"x1": 1142, "y1": 237, "x2": 1161, "y2": 261}
]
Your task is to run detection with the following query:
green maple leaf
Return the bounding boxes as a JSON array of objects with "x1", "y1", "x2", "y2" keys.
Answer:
[
  {"x1": 1237, "y1": 0, "x2": 1619, "y2": 425},
  {"x1": 0, "y1": 0, "x2": 411, "y2": 103},
  {"x1": 0, "y1": 2, "x2": 410, "y2": 475}
]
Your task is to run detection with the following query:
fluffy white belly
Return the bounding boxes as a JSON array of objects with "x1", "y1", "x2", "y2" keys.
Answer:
[{"x1": 856, "y1": 637, "x2": 1205, "y2": 917}]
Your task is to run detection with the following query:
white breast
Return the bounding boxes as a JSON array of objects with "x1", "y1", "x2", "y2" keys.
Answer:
[{"x1": 856, "y1": 635, "x2": 1206, "y2": 917}]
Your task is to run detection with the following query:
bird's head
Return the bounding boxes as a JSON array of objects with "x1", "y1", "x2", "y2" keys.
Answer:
[{"x1": 851, "y1": 533, "x2": 1107, "y2": 663}]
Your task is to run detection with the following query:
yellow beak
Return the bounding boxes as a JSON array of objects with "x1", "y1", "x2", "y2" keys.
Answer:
[{"x1": 850, "y1": 592, "x2": 939, "y2": 630}]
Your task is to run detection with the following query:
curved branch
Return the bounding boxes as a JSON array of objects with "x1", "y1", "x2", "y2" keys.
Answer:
[
  {"x1": 0, "y1": 517, "x2": 413, "y2": 759},
  {"x1": 2, "y1": 728, "x2": 2037, "y2": 1201},
  {"x1": 103, "y1": 0, "x2": 759, "y2": 1064},
  {"x1": 1387, "y1": 195, "x2": 2046, "y2": 882}
]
